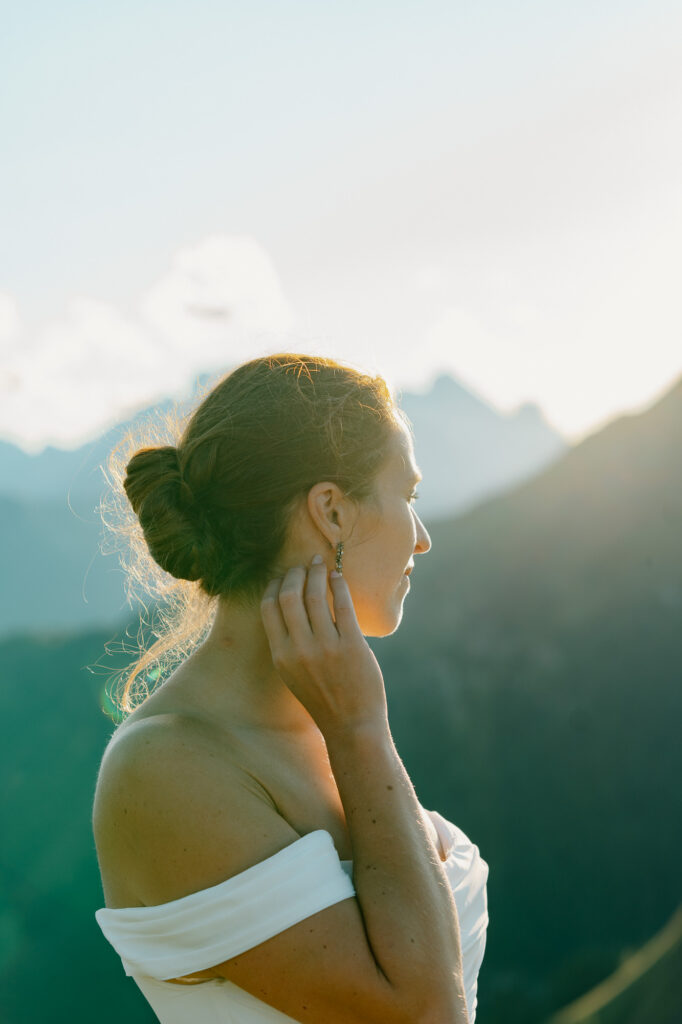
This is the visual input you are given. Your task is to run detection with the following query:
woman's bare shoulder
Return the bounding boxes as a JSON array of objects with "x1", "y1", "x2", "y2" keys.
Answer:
[
  {"x1": 96, "y1": 706, "x2": 271, "y2": 821},
  {"x1": 93, "y1": 708, "x2": 280, "y2": 906},
  {"x1": 97, "y1": 709, "x2": 210, "y2": 790},
  {"x1": 93, "y1": 713, "x2": 207, "y2": 836}
]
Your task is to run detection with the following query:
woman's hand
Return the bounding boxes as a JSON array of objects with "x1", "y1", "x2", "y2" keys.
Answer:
[{"x1": 260, "y1": 555, "x2": 389, "y2": 738}]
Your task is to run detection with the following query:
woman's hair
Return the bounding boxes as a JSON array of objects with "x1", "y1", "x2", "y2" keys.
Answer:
[{"x1": 99, "y1": 352, "x2": 410, "y2": 715}]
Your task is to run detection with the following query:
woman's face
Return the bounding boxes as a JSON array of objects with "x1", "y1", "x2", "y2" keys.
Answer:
[{"x1": 337, "y1": 422, "x2": 431, "y2": 637}]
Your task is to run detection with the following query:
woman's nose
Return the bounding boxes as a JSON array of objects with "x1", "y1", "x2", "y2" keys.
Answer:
[{"x1": 414, "y1": 514, "x2": 431, "y2": 554}]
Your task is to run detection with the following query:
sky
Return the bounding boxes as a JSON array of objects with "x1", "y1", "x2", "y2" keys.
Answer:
[{"x1": 1, "y1": 0, "x2": 681, "y2": 454}]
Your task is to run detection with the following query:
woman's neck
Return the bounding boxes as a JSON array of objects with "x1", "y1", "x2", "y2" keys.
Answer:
[{"x1": 169, "y1": 597, "x2": 321, "y2": 738}]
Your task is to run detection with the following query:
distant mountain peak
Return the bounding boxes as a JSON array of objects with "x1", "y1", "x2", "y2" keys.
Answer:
[
  {"x1": 421, "y1": 372, "x2": 498, "y2": 414},
  {"x1": 512, "y1": 400, "x2": 548, "y2": 424},
  {"x1": 431, "y1": 372, "x2": 473, "y2": 396}
]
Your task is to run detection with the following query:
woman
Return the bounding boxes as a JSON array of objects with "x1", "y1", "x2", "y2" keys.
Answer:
[{"x1": 93, "y1": 353, "x2": 488, "y2": 1024}]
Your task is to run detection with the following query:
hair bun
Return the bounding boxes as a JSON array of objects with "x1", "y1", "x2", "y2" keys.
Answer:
[
  {"x1": 123, "y1": 445, "x2": 181, "y2": 518},
  {"x1": 123, "y1": 445, "x2": 205, "y2": 582}
]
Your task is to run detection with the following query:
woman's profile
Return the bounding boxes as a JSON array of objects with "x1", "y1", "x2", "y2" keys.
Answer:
[{"x1": 92, "y1": 352, "x2": 488, "y2": 1023}]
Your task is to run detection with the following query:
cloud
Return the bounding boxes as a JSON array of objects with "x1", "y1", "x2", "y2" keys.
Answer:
[
  {"x1": 0, "y1": 235, "x2": 296, "y2": 452},
  {"x1": 0, "y1": 292, "x2": 24, "y2": 407},
  {"x1": 0, "y1": 297, "x2": 181, "y2": 452},
  {"x1": 0, "y1": 292, "x2": 21, "y2": 346},
  {"x1": 139, "y1": 234, "x2": 295, "y2": 361}
]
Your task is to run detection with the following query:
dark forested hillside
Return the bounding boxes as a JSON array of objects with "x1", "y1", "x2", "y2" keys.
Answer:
[
  {"x1": 0, "y1": 629, "x2": 156, "y2": 1024},
  {"x1": 379, "y1": 373, "x2": 682, "y2": 1020}
]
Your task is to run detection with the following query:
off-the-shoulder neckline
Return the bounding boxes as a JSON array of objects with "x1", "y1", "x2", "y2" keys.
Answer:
[
  {"x1": 97, "y1": 829, "x2": 351, "y2": 917},
  {"x1": 97, "y1": 811, "x2": 456, "y2": 917}
]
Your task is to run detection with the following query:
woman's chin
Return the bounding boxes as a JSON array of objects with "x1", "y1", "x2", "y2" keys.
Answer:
[
  {"x1": 359, "y1": 599, "x2": 407, "y2": 638},
  {"x1": 341, "y1": 579, "x2": 410, "y2": 637}
]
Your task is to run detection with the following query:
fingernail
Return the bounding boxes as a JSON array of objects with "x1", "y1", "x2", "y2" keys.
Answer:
[
  {"x1": 330, "y1": 569, "x2": 342, "y2": 578},
  {"x1": 311, "y1": 554, "x2": 323, "y2": 565}
]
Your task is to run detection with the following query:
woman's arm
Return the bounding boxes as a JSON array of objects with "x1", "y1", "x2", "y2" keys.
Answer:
[
  {"x1": 324, "y1": 719, "x2": 468, "y2": 1022},
  {"x1": 258, "y1": 561, "x2": 469, "y2": 1022}
]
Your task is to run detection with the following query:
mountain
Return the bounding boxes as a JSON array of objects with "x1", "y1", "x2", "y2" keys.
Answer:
[
  {"x1": 0, "y1": 371, "x2": 567, "y2": 517},
  {"x1": 0, "y1": 381, "x2": 214, "y2": 505},
  {"x1": 0, "y1": 370, "x2": 568, "y2": 639},
  {"x1": 399, "y1": 372, "x2": 567, "y2": 519},
  {"x1": 377, "y1": 370, "x2": 682, "y2": 1021},
  {"x1": 0, "y1": 493, "x2": 131, "y2": 639}
]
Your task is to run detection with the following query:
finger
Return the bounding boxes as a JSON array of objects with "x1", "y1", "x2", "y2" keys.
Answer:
[
  {"x1": 277, "y1": 566, "x2": 314, "y2": 642},
  {"x1": 304, "y1": 557, "x2": 340, "y2": 644},
  {"x1": 328, "y1": 572, "x2": 362, "y2": 639},
  {"x1": 260, "y1": 578, "x2": 288, "y2": 652}
]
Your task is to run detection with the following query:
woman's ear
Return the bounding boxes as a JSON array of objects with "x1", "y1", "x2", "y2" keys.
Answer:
[{"x1": 306, "y1": 480, "x2": 347, "y2": 547}]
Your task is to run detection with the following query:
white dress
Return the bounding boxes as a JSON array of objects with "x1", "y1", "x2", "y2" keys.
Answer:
[{"x1": 96, "y1": 803, "x2": 489, "y2": 1023}]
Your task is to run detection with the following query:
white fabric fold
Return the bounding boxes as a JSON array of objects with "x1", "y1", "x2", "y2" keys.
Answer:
[
  {"x1": 424, "y1": 807, "x2": 490, "y2": 1022},
  {"x1": 95, "y1": 829, "x2": 356, "y2": 980},
  {"x1": 95, "y1": 805, "x2": 489, "y2": 1022}
]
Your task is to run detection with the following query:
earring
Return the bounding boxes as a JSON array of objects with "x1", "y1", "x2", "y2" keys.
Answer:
[{"x1": 335, "y1": 540, "x2": 344, "y2": 575}]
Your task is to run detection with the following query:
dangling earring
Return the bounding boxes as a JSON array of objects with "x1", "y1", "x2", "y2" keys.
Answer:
[{"x1": 335, "y1": 540, "x2": 344, "y2": 575}]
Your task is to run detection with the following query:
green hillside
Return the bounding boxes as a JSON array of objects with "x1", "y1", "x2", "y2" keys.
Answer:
[
  {"x1": 378, "y1": 373, "x2": 682, "y2": 1020},
  {"x1": 0, "y1": 629, "x2": 156, "y2": 1024}
]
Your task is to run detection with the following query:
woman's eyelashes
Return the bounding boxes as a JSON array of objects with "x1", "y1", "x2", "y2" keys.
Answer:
[{"x1": 408, "y1": 490, "x2": 420, "y2": 504}]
